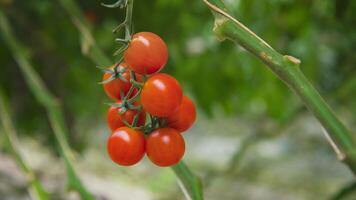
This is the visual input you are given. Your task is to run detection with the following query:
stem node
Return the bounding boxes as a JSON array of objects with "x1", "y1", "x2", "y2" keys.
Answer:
[
  {"x1": 204, "y1": 0, "x2": 356, "y2": 174},
  {"x1": 284, "y1": 55, "x2": 301, "y2": 65}
]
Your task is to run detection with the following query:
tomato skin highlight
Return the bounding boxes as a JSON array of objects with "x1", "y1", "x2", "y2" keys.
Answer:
[
  {"x1": 124, "y1": 32, "x2": 168, "y2": 75},
  {"x1": 146, "y1": 128, "x2": 185, "y2": 167},
  {"x1": 107, "y1": 127, "x2": 145, "y2": 166},
  {"x1": 141, "y1": 73, "x2": 183, "y2": 117},
  {"x1": 167, "y1": 96, "x2": 196, "y2": 132},
  {"x1": 103, "y1": 63, "x2": 141, "y2": 100},
  {"x1": 107, "y1": 101, "x2": 146, "y2": 131}
]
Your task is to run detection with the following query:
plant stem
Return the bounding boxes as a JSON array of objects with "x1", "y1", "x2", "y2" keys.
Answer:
[
  {"x1": 329, "y1": 180, "x2": 356, "y2": 200},
  {"x1": 0, "y1": 10, "x2": 94, "y2": 199},
  {"x1": 172, "y1": 162, "x2": 204, "y2": 200},
  {"x1": 57, "y1": 0, "x2": 204, "y2": 199},
  {"x1": 125, "y1": 0, "x2": 134, "y2": 38},
  {"x1": 0, "y1": 89, "x2": 49, "y2": 200},
  {"x1": 203, "y1": 0, "x2": 356, "y2": 173},
  {"x1": 58, "y1": 0, "x2": 112, "y2": 66}
]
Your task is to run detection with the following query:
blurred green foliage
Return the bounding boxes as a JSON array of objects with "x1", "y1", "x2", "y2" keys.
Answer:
[{"x1": 0, "y1": 0, "x2": 355, "y2": 149}]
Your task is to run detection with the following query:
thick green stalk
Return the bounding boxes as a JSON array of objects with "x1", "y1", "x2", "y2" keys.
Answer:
[
  {"x1": 0, "y1": 10, "x2": 94, "y2": 199},
  {"x1": 126, "y1": 0, "x2": 134, "y2": 32},
  {"x1": 203, "y1": 0, "x2": 356, "y2": 173},
  {"x1": 0, "y1": 89, "x2": 49, "y2": 200},
  {"x1": 57, "y1": 0, "x2": 204, "y2": 199},
  {"x1": 330, "y1": 180, "x2": 356, "y2": 200},
  {"x1": 172, "y1": 162, "x2": 204, "y2": 200}
]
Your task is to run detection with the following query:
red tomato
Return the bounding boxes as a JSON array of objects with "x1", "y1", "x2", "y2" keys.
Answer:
[
  {"x1": 124, "y1": 32, "x2": 168, "y2": 75},
  {"x1": 103, "y1": 63, "x2": 141, "y2": 100},
  {"x1": 84, "y1": 10, "x2": 97, "y2": 24},
  {"x1": 107, "y1": 127, "x2": 145, "y2": 166},
  {"x1": 107, "y1": 101, "x2": 146, "y2": 131},
  {"x1": 146, "y1": 128, "x2": 185, "y2": 167},
  {"x1": 141, "y1": 73, "x2": 183, "y2": 117},
  {"x1": 166, "y1": 96, "x2": 196, "y2": 132}
]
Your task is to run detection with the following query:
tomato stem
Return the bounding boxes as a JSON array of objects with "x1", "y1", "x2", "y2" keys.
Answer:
[
  {"x1": 204, "y1": 0, "x2": 356, "y2": 174},
  {"x1": 125, "y1": 0, "x2": 134, "y2": 40},
  {"x1": 101, "y1": 0, "x2": 128, "y2": 8}
]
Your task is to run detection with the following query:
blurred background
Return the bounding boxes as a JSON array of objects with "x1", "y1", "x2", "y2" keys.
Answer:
[{"x1": 0, "y1": 0, "x2": 356, "y2": 199}]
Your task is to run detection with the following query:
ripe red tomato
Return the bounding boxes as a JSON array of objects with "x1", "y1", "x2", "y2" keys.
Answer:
[
  {"x1": 166, "y1": 96, "x2": 196, "y2": 132},
  {"x1": 146, "y1": 128, "x2": 185, "y2": 167},
  {"x1": 103, "y1": 63, "x2": 141, "y2": 100},
  {"x1": 141, "y1": 73, "x2": 183, "y2": 117},
  {"x1": 107, "y1": 127, "x2": 145, "y2": 166},
  {"x1": 84, "y1": 10, "x2": 97, "y2": 24},
  {"x1": 124, "y1": 32, "x2": 168, "y2": 75},
  {"x1": 107, "y1": 101, "x2": 146, "y2": 131}
]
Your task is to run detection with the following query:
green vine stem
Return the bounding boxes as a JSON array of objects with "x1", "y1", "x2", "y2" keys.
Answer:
[
  {"x1": 172, "y1": 162, "x2": 204, "y2": 200},
  {"x1": 330, "y1": 180, "x2": 356, "y2": 200},
  {"x1": 203, "y1": 0, "x2": 356, "y2": 174},
  {"x1": 0, "y1": 10, "x2": 94, "y2": 200},
  {"x1": 0, "y1": 89, "x2": 49, "y2": 200},
  {"x1": 59, "y1": 0, "x2": 204, "y2": 199},
  {"x1": 58, "y1": 0, "x2": 112, "y2": 66}
]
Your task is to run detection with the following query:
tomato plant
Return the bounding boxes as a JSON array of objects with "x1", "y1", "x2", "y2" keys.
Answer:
[
  {"x1": 100, "y1": 1, "x2": 195, "y2": 170},
  {"x1": 107, "y1": 127, "x2": 146, "y2": 166},
  {"x1": 146, "y1": 128, "x2": 185, "y2": 167},
  {"x1": 124, "y1": 32, "x2": 168, "y2": 75},
  {"x1": 141, "y1": 73, "x2": 183, "y2": 117}
]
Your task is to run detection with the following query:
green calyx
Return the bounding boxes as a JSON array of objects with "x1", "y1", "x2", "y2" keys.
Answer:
[{"x1": 98, "y1": 63, "x2": 128, "y2": 84}]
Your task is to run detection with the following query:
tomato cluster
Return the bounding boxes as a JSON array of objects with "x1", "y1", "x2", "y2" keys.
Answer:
[{"x1": 102, "y1": 32, "x2": 196, "y2": 167}]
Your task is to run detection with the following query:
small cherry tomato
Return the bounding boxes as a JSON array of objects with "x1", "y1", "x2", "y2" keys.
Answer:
[
  {"x1": 107, "y1": 127, "x2": 145, "y2": 166},
  {"x1": 124, "y1": 32, "x2": 168, "y2": 75},
  {"x1": 103, "y1": 63, "x2": 141, "y2": 100},
  {"x1": 141, "y1": 73, "x2": 183, "y2": 117},
  {"x1": 146, "y1": 128, "x2": 185, "y2": 167},
  {"x1": 84, "y1": 10, "x2": 97, "y2": 24},
  {"x1": 107, "y1": 101, "x2": 146, "y2": 131},
  {"x1": 166, "y1": 96, "x2": 196, "y2": 132}
]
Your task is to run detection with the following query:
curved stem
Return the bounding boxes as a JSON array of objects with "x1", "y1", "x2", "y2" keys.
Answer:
[
  {"x1": 0, "y1": 89, "x2": 49, "y2": 200},
  {"x1": 203, "y1": 0, "x2": 356, "y2": 174},
  {"x1": 0, "y1": 10, "x2": 94, "y2": 199},
  {"x1": 58, "y1": 0, "x2": 112, "y2": 66},
  {"x1": 329, "y1": 180, "x2": 356, "y2": 200},
  {"x1": 172, "y1": 162, "x2": 204, "y2": 200},
  {"x1": 125, "y1": 0, "x2": 134, "y2": 38}
]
